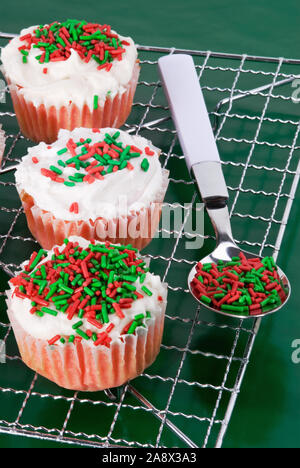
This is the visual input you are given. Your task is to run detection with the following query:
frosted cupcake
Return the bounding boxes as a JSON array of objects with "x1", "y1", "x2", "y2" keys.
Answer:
[
  {"x1": 15, "y1": 127, "x2": 169, "y2": 250},
  {"x1": 6, "y1": 236, "x2": 167, "y2": 391},
  {"x1": 1, "y1": 20, "x2": 139, "y2": 143}
]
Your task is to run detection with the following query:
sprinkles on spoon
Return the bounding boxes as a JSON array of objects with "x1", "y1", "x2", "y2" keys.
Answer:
[{"x1": 191, "y1": 253, "x2": 288, "y2": 316}]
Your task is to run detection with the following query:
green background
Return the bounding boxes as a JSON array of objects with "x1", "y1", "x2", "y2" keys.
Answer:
[{"x1": 1, "y1": 0, "x2": 300, "y2": 449}]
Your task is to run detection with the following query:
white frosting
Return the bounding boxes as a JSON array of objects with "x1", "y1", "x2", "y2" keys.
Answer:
[
  {"x1": 7, "y1": 236, "x2": 167, "y2": 346},
  {"x1": 1, "y1": 25, "x2": 138, "y2": 109},
  {"x1": 15, "y1": 127, "x2": 165, "y2": 220}
]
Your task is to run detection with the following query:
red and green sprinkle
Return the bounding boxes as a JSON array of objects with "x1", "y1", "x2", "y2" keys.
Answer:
[
  {"x1": 191, "y1": 253, "x2": 288, "y2": 316},
  {"x1": 18, "y1": 20, "x2": 128, "y2": 68},
  {"x1": 39, "y1": 131, "x2": 153, "y2": 192},
  {"x1": 10, "y1": 239, "x2": 156, "y2": 347}
]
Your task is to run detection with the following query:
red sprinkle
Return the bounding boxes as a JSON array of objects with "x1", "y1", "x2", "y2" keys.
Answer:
[
  {"x1": 69, "y1": 202, "x2": 79, "y2": 214},
  {"x1": 87, "y1": 318, "x2": 103, "y2": 329},
  {"x1": 112, "y1": 302, "x2": 125, "y2": 319},
  {"x1": 48, "y1": 335, "x2": 61, "y2": 345},
  {"x1": 145, "y1": 147, "x2": 155, "y2": 156}
]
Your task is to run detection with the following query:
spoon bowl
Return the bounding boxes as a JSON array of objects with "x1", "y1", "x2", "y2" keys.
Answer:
[{"x1": 187, "y1": 239, "x2": 290, "y2": 319}]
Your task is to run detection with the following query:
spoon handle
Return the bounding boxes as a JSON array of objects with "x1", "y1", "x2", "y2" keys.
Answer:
[{"x1": 158, "y1": 54, "x2": 228, "y2": 208}]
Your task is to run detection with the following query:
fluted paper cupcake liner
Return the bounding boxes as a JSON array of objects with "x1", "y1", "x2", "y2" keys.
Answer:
[
  {"x1": 4, "y1": 62, "x2": 140, "y2": 144},
  {"x1": 6, "y1": 285, "x2": 167, "y2": 391}
]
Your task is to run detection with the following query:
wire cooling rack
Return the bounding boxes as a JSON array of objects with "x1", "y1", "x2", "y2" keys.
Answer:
[{"x1": 0, "y1": 35, "x2": 299, "y2": 448}]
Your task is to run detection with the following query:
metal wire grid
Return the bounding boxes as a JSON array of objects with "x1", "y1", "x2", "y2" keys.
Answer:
[{"x1": 0, "y1": 37, "x2": 299, "y2": 448}]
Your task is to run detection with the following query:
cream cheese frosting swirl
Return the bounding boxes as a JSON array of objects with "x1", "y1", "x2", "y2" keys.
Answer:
[
  {"x1": 1, "y1": 23, "x2": 137, "y2": 110},
  {"x1": 15, "y1": 127, "x2": 165, "y2": 221}
]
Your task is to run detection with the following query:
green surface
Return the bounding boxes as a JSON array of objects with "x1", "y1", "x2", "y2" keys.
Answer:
[{"x1": 0, "y1": 0, "x2": 300, "y2": 449}]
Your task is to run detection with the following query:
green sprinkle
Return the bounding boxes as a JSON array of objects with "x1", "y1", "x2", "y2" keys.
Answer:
[
  {"x1": 50, "y1": 165, "x2": 63, "y2": 175},
  {"x1": 127, "y1": 321, "x2": 138, "y2": 335},
  {"x1": 122, "y1": 275, "x2": 137, "y2": 282},
  {"x1": 78, "y1": 309, "x2": 85, "y2": 319},
  {"x1": 59, "y1": 284, "x2": 73, "y2": 295},
  {"x1": 200, "y1": 295, "x2": 212, "y2": 305},
  {"x1": 76, "y1": 329, "x2": 90, "y2": 340},
  {"x1": 56, "y1": 36, "x2": 66, "y2": 48},
  {"x1": 40, "y1": 265, "x2": 47, "y2": 279},
  {"x1": 71, "y1": 274, "x2": 82, "y2": 286},
  {"x1": 111, "y1": 253, "x2": 129, "y2": 263},
  {"x1": 72, "y1": 320, "x2": 83, "y2": 330},
  {"x1": 45, "y1": 284, "x2": 58, "y2": 300},
  {"x1": 141, "y1": 286, "x2": 153, "y2": 297},
  {"x1": 28, "y1": 249, "x2": 47, "y2": 271},
  {"x1": 220, "y1": 305, "x2": 249, "y2": 314},
  {"x1": 41, "y1": 307, "x2": 58, "y2": 316},
  {"x1": 90, "y1": 245, "x2": 111, "y2": 253},
  {"x1": 93, "y1": 95, "x2": 99, "y2": 109},
  {"x1": 141, "y1": 158, "x2": 150, "y2": 172},
  {"x1": 101, "y1": 302, "x2": 109, "y2": 323},
  {"x1": 84, "y1": 286, "x2": 94, "y2": 296},
  {"x1": 112, "y1": 131, "x2": 120, "y2": 140},
  {"x1": 134, "y1": 313, "x2": 145, "y2": 321},
  {"x1": 123, "y1": 283, "x2": 136, "y2": 292},
  {"x1": 139, "y1": 273, "x2": 146, "y2": 284},
  {"x1": 108, "y1": 271, "x2": 115, "y2": 284},
  {"x1": 60, "y1": 304, "x2": 68, "y2": 313},
  {"x1": 57, "y1": 147, "x2": 68, "y2": 155}
]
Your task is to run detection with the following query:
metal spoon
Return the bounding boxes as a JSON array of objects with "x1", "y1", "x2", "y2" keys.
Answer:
[{"x1": 158, "y1": 54, "x2": 290, "y2": 319}]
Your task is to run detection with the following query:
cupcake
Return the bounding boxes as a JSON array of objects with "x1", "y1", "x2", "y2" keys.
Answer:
[
  {"x1": 0, "y1": 124, "x2": 6, "y2": 165},
  {"x1": 15, "y1": 127, "x2": 169, "y2": 250},
  {"x1": 6, "y1": 236, "x2": 168, "y2": 391},
  {"x1": 1, "y1": 20, "x2": 139, "y2": 143}
]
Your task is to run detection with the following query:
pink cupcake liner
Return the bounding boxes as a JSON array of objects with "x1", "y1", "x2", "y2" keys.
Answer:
[
  {"x1": 4, "y1": 62, "x2": 140, "y2": 144},
  {"x1": 18, "y1": 169, "x2": 169, "y2": 250},
  {"x1": 6, "y1": 288, "x2": 167, "y2": 391}
]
